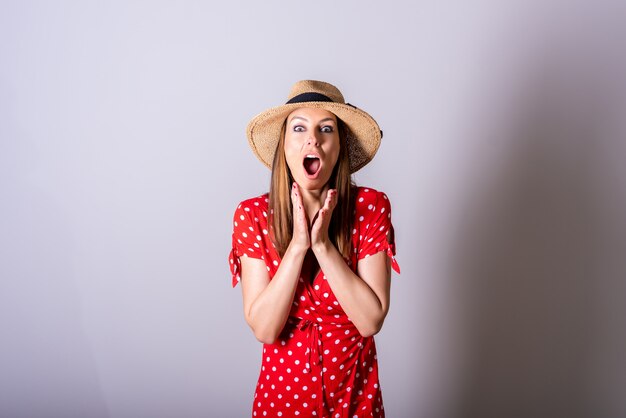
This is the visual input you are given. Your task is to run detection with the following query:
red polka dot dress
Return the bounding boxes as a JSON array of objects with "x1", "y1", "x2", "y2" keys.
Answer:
[{"x1": 229, "y1": 187, "x2": 400, "y2": 418}]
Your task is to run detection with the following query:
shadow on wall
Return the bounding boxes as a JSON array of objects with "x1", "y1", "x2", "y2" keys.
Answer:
[{"x1": 446, "y1": 32, "x2": 626, "y2": 418}]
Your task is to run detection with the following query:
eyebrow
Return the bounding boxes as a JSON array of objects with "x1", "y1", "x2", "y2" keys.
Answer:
[{"x1": 288, "y1": 116, "x2": 337, "y2": 124}]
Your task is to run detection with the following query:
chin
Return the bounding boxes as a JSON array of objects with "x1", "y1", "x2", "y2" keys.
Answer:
[{"x1": 295, "y1": 175, "x2": 332, "y2": 191}]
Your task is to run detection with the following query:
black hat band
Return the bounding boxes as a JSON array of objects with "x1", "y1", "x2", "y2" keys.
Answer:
[{"x1": 286, "y1": 92, "x2": 334, "y2": 104}]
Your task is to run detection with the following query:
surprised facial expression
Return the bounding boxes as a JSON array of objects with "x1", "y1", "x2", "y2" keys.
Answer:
[{"x1": 284, "y1": 107, "x2": 341, "y2": 191}]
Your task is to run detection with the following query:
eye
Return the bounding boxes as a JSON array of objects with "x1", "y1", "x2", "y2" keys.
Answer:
[
  {"x1": 320, "y1": 125, "x2": 334, "y2": 133},
  {"x1": 293, "y1": 125, "x2": 305, "y2": 132}
]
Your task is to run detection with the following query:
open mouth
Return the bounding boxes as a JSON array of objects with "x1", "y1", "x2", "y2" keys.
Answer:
[{"x1": 303, "y1": 154, "x2": 321, "y2": 176}]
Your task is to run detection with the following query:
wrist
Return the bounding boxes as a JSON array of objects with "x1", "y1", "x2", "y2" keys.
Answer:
[
  {"x1": 311, "y1": 240, "x2": 333, "y2": 257},
  {"x1": 286, "y1": 241, "x2": 309, "y2": 258}
]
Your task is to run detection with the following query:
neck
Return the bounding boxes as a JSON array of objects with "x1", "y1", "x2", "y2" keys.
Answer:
[{"x1": 300, "y1": 185, "x2": 329, "y2": 222}]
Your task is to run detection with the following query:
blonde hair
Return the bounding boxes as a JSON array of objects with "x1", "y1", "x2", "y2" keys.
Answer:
[{"x1": 269, "y1": 119, "x2": 354, "y2": 260}]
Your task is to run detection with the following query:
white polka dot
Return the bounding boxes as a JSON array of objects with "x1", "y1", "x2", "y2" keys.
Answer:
[
  {"x1": 242, "y1": 232, "x2": 248, "y2": 238},
  {"x1": 358, "y1": 197, "x2": 364, "y2": 202},
  {"x1": 240, "y1": 215, "x2": 245, "y2": 220},
  {"x1": 359, "y1": 216, "x2": 364, "y2": 222}
]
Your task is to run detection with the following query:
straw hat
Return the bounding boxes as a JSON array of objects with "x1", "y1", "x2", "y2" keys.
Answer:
[{"x1": 246, "y1": 80, "x2": 382, "y2": 173}]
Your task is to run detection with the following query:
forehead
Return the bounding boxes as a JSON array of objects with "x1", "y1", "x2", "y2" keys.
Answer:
[{"x1": 287, "y1": 107, "x2": 337, "y2": 123}]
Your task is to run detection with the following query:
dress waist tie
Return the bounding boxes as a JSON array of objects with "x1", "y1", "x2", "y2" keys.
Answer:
[{"x1": 296, "y1": 318, "x2": 324, "y2": 417}]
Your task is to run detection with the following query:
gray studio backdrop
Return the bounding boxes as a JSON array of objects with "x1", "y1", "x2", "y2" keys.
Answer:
[{"x1": 2, "y1": 1, "x2": 625, "y2": 417}]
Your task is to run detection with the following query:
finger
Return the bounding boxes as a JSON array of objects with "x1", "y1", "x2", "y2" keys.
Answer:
[
  {"x1": 328, "y1": 189, "x2": 338, "y2": 211},
  {"x1": 323, "y1": 189, "x2": 337, "y2": 212},
  {"x1": 295, "y1": 184, "x2": 305, "y2": 212},
  {"x1": 292, "y1": 182, "x2": 303, "y2": 211},
  {"x1": 311, "y1": 208, "x2": 324, "y2": 233},
  {"x1": 291, "y1": 183, "x2": 297, "y2": 206}
]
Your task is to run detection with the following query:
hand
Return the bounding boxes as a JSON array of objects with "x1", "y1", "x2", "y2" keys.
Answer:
[
  {"x1": 290, "y1": 182, "x2": 311, "y2": 253},
  {"x1": 311, "y1": 188, "x2": 338, "y2": 253}
]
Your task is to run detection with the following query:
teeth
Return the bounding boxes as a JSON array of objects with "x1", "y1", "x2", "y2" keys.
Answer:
[{"x1": 305, "y1": 154, "x2": 318, "y2": 159}]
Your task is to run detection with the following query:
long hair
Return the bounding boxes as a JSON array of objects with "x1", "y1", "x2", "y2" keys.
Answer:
[{"x1": 269, "y1": 118, "x2": 355, "y2": 260}]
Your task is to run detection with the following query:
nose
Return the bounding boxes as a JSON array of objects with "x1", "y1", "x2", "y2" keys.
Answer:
[{"x1": 306, "y1": 133, "x2": 320, "y2": 147}]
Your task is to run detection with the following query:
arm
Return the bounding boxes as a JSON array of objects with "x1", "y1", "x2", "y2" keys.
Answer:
[
  {"x1": 239, "y1": 183, "x2": 310, "y2": 344},
  {"x1": 310, "y1": 189, "x2": 392, "y2": 337},
  {"x1": 240, "y1": 243, "x2": 307, "y2": 344},
  {"x1": 313, "y1": 243, "x2": 391, "y2": 337}
]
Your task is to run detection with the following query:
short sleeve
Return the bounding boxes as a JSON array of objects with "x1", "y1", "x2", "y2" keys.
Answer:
[
  {"x1": 357, "y1": 191, "x2": 400, "y2": 274},
  {"x1": 228, "y1": 201, "x2": 265, "y2": 287}
]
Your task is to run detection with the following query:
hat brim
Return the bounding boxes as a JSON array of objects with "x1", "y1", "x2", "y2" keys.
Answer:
[{"x1": 246, "y1": 102, "x2": 381, "y2": 173}]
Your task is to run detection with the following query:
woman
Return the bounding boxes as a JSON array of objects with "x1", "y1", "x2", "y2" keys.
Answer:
[{"x1": 229, "y1": 80, "x2": 400, "y2": 418}]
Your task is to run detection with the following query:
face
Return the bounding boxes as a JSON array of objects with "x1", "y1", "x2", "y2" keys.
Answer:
[{"x1": 284, "y1": 107, "x2": 341, "y2": 191}]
